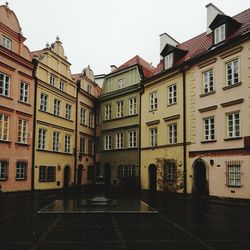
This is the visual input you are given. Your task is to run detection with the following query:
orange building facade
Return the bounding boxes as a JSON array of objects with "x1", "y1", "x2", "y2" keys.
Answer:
[{"x1": 0, "y1": 4, "x2": 34, "y2": 192}]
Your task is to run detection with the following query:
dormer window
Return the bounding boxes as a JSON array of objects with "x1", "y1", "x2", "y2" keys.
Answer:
[
  {"x1": 214, "y1": 24, "x2": 225, "y2": 44},
  {"x1": 164, "y1": 53, "x2": 173, "y2": 70},
  {"x1": 2, "y1": 36, "x2": 11, "y2": 50}
]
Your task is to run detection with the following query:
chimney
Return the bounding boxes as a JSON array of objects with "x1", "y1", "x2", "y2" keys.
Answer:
[
  {"x1": 110, "y1": 65, "x2": 117, "y2": 72},
  {"x1": 159, "y1": 33, "x2": 179, "y2": 58},
  {"x1": 206, "y1": 3, "x2": 225, "y2": 34}
]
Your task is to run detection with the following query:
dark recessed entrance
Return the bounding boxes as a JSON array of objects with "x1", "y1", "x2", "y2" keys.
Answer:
[
  {"x1": 64, "y1": 166, "x2": 70, "y2": 188},
  {"x1": 193, "y1": 159, "x2": 208, "y2": 196},
  {"x1": 148, "y1": 164, "x2": 157, "y2": 192},
  {"x1": 104, "y1": 163, "x2": 111, "y2": 185},
  {"x1": 77, "y1": 165, "x2": 83, "y2": 187}
]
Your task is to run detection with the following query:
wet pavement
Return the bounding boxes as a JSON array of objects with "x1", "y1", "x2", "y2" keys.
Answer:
[{"x1": 0, "y1": 189, "x2": 250, "y2": 250}]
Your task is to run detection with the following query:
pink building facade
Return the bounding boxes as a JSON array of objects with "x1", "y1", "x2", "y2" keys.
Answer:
[{"x1": 0, "y1": 4, "x2": 34, "y2": 192}]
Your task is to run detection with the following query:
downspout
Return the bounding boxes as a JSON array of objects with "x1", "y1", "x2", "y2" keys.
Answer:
[
  {"x1": 181, "y1": 67, "x2": 187, "y2": 194},
  {"x1": 31, "y1": 58, "x2": 38, "y2": 192},
  {"x1": 74, "y1": 80, "x2": 80, "y2": 186}
]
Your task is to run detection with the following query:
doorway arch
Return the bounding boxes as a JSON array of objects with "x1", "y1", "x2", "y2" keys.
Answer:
[
  {"x1": 77, "y1": 165, "x2": 83, "y2": 187},
  {"x1": 193, "y1": 158, "x2": 208, "y2": 195},
  {"x1": 148, "y1": 164, "x2": 157, "y2": 192},
  {"x1": 104, "y1": 163, "x2": 111, "y2": 185},
  {"x1": 63, "y1": 165, "x2": 70, "y2": 188}
]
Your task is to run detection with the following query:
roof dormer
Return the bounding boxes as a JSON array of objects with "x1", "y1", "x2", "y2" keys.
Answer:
[{"x1": 209, "y1": 14, "x2": 241, "y2": 45}]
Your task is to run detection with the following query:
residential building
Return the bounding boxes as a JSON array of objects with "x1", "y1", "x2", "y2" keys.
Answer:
[
  {"x1": 0, "y1": 4, "x2": 34, "y2": 192},
  {"x1": 99, "y1": 56, "x2": 154, "y2": 188},
  {"x1": 72, "y1": 65, "x2": 101, "y2": 186},
  {"x1": 32, "y1": 38, "x2": 76, "y2": 190}
]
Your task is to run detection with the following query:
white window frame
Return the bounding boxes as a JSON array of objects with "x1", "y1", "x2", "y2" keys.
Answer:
[
  {"x1": 18, "y1": 119, "x2": 28, "y2": 144},
  {"x1": 80, "y1": 136, "x2": 85, "y2": 154},
  {"x1": 89, "y1": 112, "x2": 94, "y2": 128},
  {"x1": 105, "y1": 104, "x2": 111, "y2": 120},
  {"x1": 80, "y1": 107, "x2": 86, "y2": 125},
  {"x1": 202, "y1": 69, "x2": 214, "y2": 94},
  {"x1": 52, "y1": 131, "x2": 60, "y2": 151},
  {"x1": 214, "y1": 24, "x2": 225, "y2": 44},
  {"x1": 150, "y1": 128, "x2": 157, "y2": 147},
  {"x1": 128, "y1": 130, "x2": 137, "y2": 148},
  {"x1": 0, "y1": 72, "x2": 10, "y2": 97},
  {"x1": 0, "y1": 114, "x2": 9, "y2": 141},
  {"x1": 119, "y1": 165, "x2": 135, "y2": 178},
  {"x1": 49, "y1": 74, "x2": 57, "y2": 87},
  {"x1": 227, "y1": 112, "x2": 240, "y2": 138},
  {"x1": 149, "y1": 92, "x2": 157, "y2": 111},
  {"x1": 227, "y1": 162, "x2": 241, "y2": 187},
  {"x1": 59, "y1": 80, "x2": 65, "y2": 91},
  {"x1": 118, "y1": 79, "x2": 124, "y2": 89},
  {"x1": 168, "y1": 123, "x2": 177, "y2": 144},
  {"x1": 65, "y1": 134, "x2": 71, "y2": 153},
  {"x1": 54, "y1": 99, "x2": 61, "y2": 116},
  {"x1": 116, "y1": 133, "x2": 123, "y2": 149},
  {"x1": 168, "y1": 84, "x2": 177, "y2": 105},
  {"x1": 117, "y1": 101, "x2": 124, "y2": 118},
  {"x1": 2, "y1": 36, "x2": 11, "y2": 49},
  {"x1": 87, "y1": 84, "x2": 92, "y2": 93},
  {"x1": 226, "y1": 59, "x2": 239, "y2": 86},
  {"x1": 0, "y1": 161, "x2": 8, "y2": 180},
  {"x1": 38, "y1": 128, "x2": 46, "y2": 149},
  {"x1": 129, "y1": 97, "x2": 137, "y2": 115},
  {"x1": 40, "y1": 93, "x2": 48, "y2": 112},
  {"x1": 16, "y1": 162, "x2": 26, "y2": 180},
  {"x1": 164, "y1": 53, "x2": 173, "y2": 70},
  {"x1": 65, "y1": 104, "x2": 72, "y2": 120},
  {"x1": 104, "y1": 135, "x2": 111, "y2": 150},
  {"x1": 203, "y1": 117, "x2": 215, "y2": 141},
  {"x1": 19, "y1": 82, "x2": 29, "y2": 103}
]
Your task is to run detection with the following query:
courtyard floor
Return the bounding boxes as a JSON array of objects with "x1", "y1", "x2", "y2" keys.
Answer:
[{"x1": 0, "y1": 189, "x2": 250, "y2": 250}]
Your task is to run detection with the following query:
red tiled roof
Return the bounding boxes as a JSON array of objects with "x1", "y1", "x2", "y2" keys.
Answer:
[
  {"x1": 153, "y1": 8, "x2": 250, "y2": 76},
  {"x1": 112, "y1": 55, "x2": 155, "y2": 78}
]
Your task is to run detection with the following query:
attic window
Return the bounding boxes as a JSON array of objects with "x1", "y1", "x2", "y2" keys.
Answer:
[
  {"x1": 164, "y1": 53, "x2": 173, "y2": 70},
  {"x1": 214, "y1": 24, "x2": 225, "y2": 44},
  {"x1": 2, "y1": 36, "x2": 11, "y2": 50}
]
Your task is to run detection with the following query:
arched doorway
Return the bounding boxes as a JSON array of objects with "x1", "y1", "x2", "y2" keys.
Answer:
[
  {"x1": 77, "y1": 165, "x2": 83, "y2": 187},
  {"x1": 63, "y1": 166, "x2": 70, "y2": 188},
  {"x1": 148, "y1": 164, "x2": 157, "y2": 192},
  {"x1": 193, "y1": 159, "x2": 208, "y2": 196},
  {"x1": 104, "y1": 163, "x2": 111, "y2": 185}
]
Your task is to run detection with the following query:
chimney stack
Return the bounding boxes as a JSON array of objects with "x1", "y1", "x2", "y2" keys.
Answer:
[
  {"x1": 206, "y1": 3, "x2": 225, "y2": 34},
  {"x1": 159, "y1": 33, "x2": 179, "y2": 59},
  {"x1": 110, "y1": 65, "x2": 117, "y2": 72}
]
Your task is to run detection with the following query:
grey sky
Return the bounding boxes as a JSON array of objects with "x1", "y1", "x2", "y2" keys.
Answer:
[{"x1": 5, "y1": 0, "x2": 250, "y2": 75}]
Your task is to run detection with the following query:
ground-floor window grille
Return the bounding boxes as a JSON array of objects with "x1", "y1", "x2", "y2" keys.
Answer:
[
  {"x1": 119, "y1": 165, "x2": 136, "y2": 178},
  {"x1": 226, "y1": 161, "x2": 241, "y2": 187},
  {"x1": 164, "y1": 160, "x2": 177, "y2": 181}
]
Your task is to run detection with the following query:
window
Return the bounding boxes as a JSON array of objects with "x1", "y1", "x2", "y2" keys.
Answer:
[
  {"x1": 80, "y1": 136, "x2": 85, "y2": 154},
  {"x1": 38, "y1": 128, "x2": 46, "y2": 149},
  {"x1": 65, "y1": 104, "x2": 72, "y2": 120},
  {"x1": 150, "y1": 128, "x2": 157, "y2": 147},
  {"x1": 118, "y1": 79, "x2": 124, "y2": 89},
  {"x1": 52, "y1": 131, "x2": 60, "y2": 151},
  {"x1": 214, "y1": 24, "x2": 225, "y2": 44},
  {"x1": 88, "y1": 139, "x2": 93, "y2": 155},
  {"x1": 0, "y1": 114, "x2": 9, "y2": 141},
  {"x1": 54, "y1": 99, "x2": 60, "y2": 116},
  {"x1": 0, "y1": 72, "x2": 10, "y2": 97},
  {"x1": 87, "y1": 84, "x2": 92, "y2": 93},
  {"x1": 47, "y1": 166, "x2": 56, "y2": 182},
  {"x1": 202, "y1": 69, "x2": 214, "y2": 94},
  {"x1": 40, "y1": 93, "x2": 48, "y2": 112},
  {"x1": 18, "y1": 119, "x2": 28, "y2": 144},
  {"x1": 128, "y1": 131, "x2": 137, "y2": 148},
  {"x1": 150, "y1": 92, "x2": 157, "y2": 111},
  {"x1": 117, "y1": 101, "x2": 123, "y2": 118},
  {"x1": 168, "y1": 124, "x2": 177, "y2": 144},
  {"x1": 227, "y1": 161, "x2": 241, "y2": 187},
  {"x1": 2, "y1": 36, "x2": 11, "y2": 49},
  {"x1": 164, "y1": 53, "x2": 173, "y2": 70},
  {"x1": 0, "y1": 161, "x2": 8, "y2": 180},
  {"x1": 226, "y1": 59, "x2": 239, "y2": 86},
  {"x1": 227, "y1": 112, "x2": 240, "y2": 138},
  {"x1": 116, "y1": 133, "x2": 123, "y2": 149},
  {"x1": 89, "y1": 112, "x2": 94, "y2": 128},
  {"x1": 168, "y1": 84, "x2": 177, "y2": 105},
  {"x1": 203, "y1": 117, "x2": 215, "y2": 141},
  {"x1": 80, "y1": 108, "x2": 86, "y2": 125},
  {"x1": 105, "y1": 104, "x2": 111, "y2": 120},
  {"x1": 129, "y1": 98, "x2": 137, "y2": 115},
  {"x1": 164, "y1": 161, "x2": 177, "y2": 181},
  {"x1": 104, "y1": 135, "x2": 111, "y2": 150},
  {"x1": 19, "y1": 82, "x2": 29, "y2": 103},
  {"x1": 39, "y1": 166, "x2": 46, "y2": 182},
  {"x1": 16, "y1": 162, "x2": 27, "y2": 180},
  {"x1": 65, "y1": 134, "x2": 71, "y2": 153},
  {"x1": 49, "y1": 74, "x2": 57, "y2": 87},
  {"x1": 119, "y1": 165, "x2": 136, "y2": 178},
  {"x1": 59, "y1": 80, "x2": 65, "y2": 91}
]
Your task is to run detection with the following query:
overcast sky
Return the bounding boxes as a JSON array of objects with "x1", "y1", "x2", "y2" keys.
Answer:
[{"x1": 5, "y1": 0, "x2": 250, "y2": 75}]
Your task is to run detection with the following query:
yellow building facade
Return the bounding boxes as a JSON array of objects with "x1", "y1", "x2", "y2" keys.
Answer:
[{"x1": 33, "y1": 38, "x2": 76, "y2": 190}]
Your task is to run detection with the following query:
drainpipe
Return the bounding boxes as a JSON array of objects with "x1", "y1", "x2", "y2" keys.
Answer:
[
  {"x1": 31, "y1": 58, "x2": 38, "y2": 192},
  {"x1": 181, "y1": 67, "x2": 187, "y2": 194},
  {"x1": 74, "y1": 80, "x2": 80, "y2": 186}
]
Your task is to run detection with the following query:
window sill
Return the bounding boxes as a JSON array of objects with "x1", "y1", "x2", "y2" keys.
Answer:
[
  {"x1": 15, "y1": 178, "x2": 27, "y2": 181},
  {"x1": 38, "y1": 109, "x2": 73, "y2": 122},
  {"x1": 149, "y1": 109, "x2": 157, "y2": 113},
  {"x1": 103, "y1": 114, "x2": 138, "y2": 122},
  {"x1": 223, "y1": 82, "x2": 242, "y2": 90},
  {"x1": 200, "y1": 140, "x2": 217, "y2": 144},
  {"x1": 200, "y1": 90, "x2": 216, "y2": 98},
  {"x1": 0, "y1": 178, "x2": 8, "y2": 181},
  {"x1": 15, "y1": 142, "x2": 30, "y2": 146},
  {"x1": 224, "y1": 137, "x2": 242, "y2": 141},
  {"x1": 18, "y1": 101, "x2": 31, "y2": 106},
  {"x1": 167, "y1": 102, "x2": 177, "y2": 107},
  {"x1": 0, "y1": 140, "x2": 12, "y2": 144},
  {"x1": 227, "y1": 185, "x2": 242, "y2": 188},
  {"x1": 0, "y1": 95, "x2": 13, "y2": 100}
]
